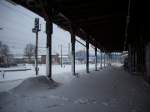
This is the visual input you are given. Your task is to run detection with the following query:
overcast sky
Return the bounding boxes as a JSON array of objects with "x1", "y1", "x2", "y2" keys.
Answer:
[{"x1": 0, "y1": 0, "x2": 94, "y2": 56}]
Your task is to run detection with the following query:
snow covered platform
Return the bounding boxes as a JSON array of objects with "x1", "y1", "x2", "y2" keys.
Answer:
[{"x1": 0, "y1": 65, "x2": 150, "y2": 112}]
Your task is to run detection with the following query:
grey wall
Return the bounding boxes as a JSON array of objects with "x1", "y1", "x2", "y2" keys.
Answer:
[{"x1": 146, "y1": 42, "x2": 150, "y2": 81}]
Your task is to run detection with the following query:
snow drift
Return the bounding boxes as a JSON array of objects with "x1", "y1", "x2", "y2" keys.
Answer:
[{"x1": 12, "y1": 76, "x2": 60, "y2": 94}]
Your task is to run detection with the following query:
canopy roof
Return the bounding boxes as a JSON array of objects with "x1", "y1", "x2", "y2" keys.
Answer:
[{"x1": 11, "y1": 0, "x2": 132, "y2": 52}]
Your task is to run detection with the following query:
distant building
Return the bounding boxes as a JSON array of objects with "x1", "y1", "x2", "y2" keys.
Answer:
[
  {"x1": 41, "y1": 55, "x2": 46, "y2": 64},
  {"x1": 75, "y1": 50, "x2": 96, "y2": 64},
  {"x1": 13, "y1": 55, "x2": 26, "y2": 64},
  {"x1": 41, "y1": 54, "x2": 60, "y2": 64},
  {"x1": 0, "y1": 55, "x2": 8, "y2": 65},
  {"x1": 75, "y1": 50, "x2": 86, "y2": 64},
  {"x1": 59, "y1": 55, "x2": 71, "y2": 64},
  {"x1": 52, "y1": 54, "x2": 60, "y2": 64},
  {"x1": 89, "y1": 56, "x2": 95, "y2": 64},
  {"x1": 0, "y1": 54, "x2": 16, "y2": 67}
]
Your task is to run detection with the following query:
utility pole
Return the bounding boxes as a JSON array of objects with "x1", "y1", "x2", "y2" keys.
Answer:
[
  {"x1": 68, "y1": 43, "x2": 70, "y2": 55},
  {"x1": 32, "y1": 18, "x2": 41, "y2": 76},
  {"x1": 60, "y1": 44, "x2": 63, "y2": 67}
]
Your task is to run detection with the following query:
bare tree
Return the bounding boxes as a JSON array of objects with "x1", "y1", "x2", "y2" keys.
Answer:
[
  {"x1": 0, "y1": 41, "x2": 2, "y2": 54},
  {"x1": 24, "y1": 44, "x2": 35, "y2": 63},
  {"x1": 0, "y1": 41, "x2": 11, "y2": 66},
  {"x1": 0, "y1": 41, "x2": 10, "y2": 56},
  {"x1": 1, "y1": 45, "x2": 9, "y2": 56}
]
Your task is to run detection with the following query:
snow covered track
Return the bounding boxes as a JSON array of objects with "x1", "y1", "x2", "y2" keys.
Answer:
[{"x1": 0, "y1": 66, "x2": 150, "y2": 112}]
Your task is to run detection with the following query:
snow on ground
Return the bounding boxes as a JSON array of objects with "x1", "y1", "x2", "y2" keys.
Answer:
[
  {"x1": 0, "y1": 63, "x2": 105, "y2": 82},
  {"x1": 111, "y1": 62, "x2": 123, "y2": 67},
  {"x1": 0, "y1": 63, "x2": 106, "y2": 92},
  {"x1": 0, "y1": 65, "x2": 150, "y2": 112}
]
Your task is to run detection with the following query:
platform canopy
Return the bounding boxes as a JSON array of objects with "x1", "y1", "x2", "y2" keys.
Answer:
[{"x1": 11, "y1": 0, "x2": 132, "y2": 52}]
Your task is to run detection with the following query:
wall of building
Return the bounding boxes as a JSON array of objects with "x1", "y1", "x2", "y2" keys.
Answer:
[
  {"x1": 145, "y1": 42, "x2": 150, "y2": 82},
  {"x1": 127, "y1": 43, "x2": 145, "y2": 74}
]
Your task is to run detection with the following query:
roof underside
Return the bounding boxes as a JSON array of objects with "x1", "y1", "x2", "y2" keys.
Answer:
[{"x1": 11, "y1": 0, "x2": 129, "y2": 52}]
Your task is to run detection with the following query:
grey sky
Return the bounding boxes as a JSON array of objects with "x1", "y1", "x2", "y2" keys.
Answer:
[{"x1": 0, "y1": 0, "x2": 94, "y2": 56}]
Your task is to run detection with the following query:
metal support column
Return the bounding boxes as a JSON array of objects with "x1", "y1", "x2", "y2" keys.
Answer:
[
  {"x1": 86, "y1": 40, "x2": 89, "y2": 73},
  {"x1": 128, "y1": 44, "x2": 132, "y2": 72},
  {"x1": 95, "y1": 47, "x2": 98, "y2": 71},
  {"x1": 109, "y1": 53, "x2": 111, "y2": 65},
  {"x1": 46, "y1": 20, "x2": 53, "y2": 80},
  {"x1": 71, "y1": 31, "x2": 76, "y2": 75},
  {"x1": 110, "y1": 53, "x2": 112, "y2": 66},
  {"x1": 100, "y1": 51, "x2": 102, "y2": 69},
  {"x1": 104, "y1": 52, "x2": 106, "y2": 68}
]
